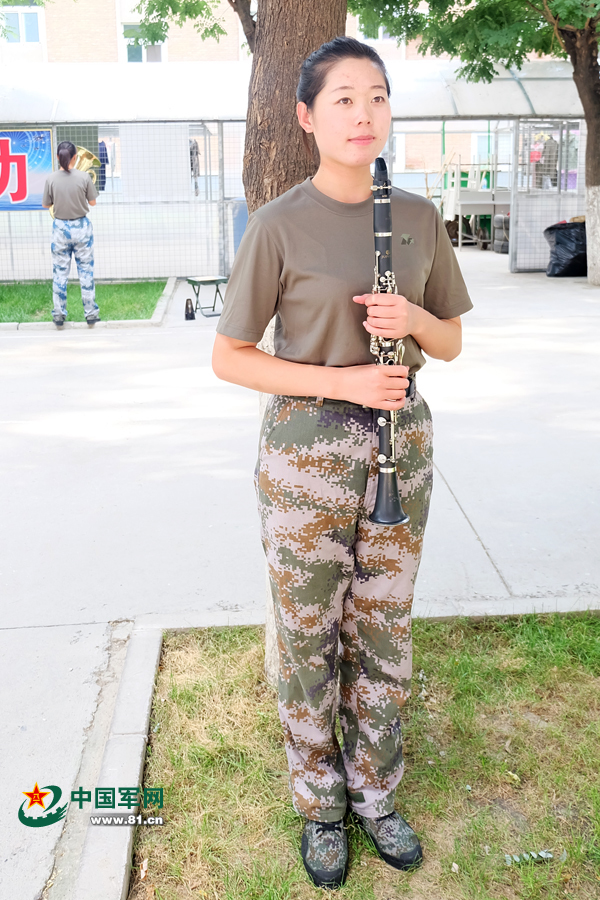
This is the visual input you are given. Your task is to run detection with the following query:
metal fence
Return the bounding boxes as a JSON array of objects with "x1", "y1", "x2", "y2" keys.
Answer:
[
  {"x1": 0, "y1": 116, "x2": 590, "y2": 281},
  {"x1": 0, "y1": 120, "x2": 247, "y2": 282},
  {"x1": 510, "y1": 118, "x2": 587, "y2": 272}
]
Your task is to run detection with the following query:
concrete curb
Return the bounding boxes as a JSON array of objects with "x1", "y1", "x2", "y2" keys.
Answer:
[
  {"x1": 73, "y1": 628, "x2": 163, "y2": 900},
  {"x1": 1, "y1": 277, "x2": 177, "y2": 332},
  {"x1": 69, "y1": 612, "x2": 267, "y2": 899},
  {"x1": 150, "y1": 277, "x2": 177, "y2": 326}
]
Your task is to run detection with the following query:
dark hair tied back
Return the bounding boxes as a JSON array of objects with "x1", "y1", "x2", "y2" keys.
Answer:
[
  {"x1": 296, "y1": 36, "x2": 391, "y2": 161},
  {"x1": 297, "y1": 36, "x2": 390, "y2": 109},
  {"x1": 57, "y1": 141, "x2": 77, "y2": 173}
]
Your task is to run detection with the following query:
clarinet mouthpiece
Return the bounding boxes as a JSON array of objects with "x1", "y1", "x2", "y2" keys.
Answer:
[{"x1": 374, "y1": 157, "x2": 387, "y2": 181}]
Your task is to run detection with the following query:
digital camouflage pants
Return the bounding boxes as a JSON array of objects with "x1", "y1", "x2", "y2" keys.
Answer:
[
  {"x1": 51, "y1": 216, "x2": 99, "y2": 320},
  {"x1": 255, "y1": 391, "x2": 433, "y2": 822}
]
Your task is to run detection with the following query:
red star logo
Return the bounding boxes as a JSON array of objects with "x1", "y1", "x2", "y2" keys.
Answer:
[{"x1": 23, "y1": 783, "x2": 50, "y2": 810}]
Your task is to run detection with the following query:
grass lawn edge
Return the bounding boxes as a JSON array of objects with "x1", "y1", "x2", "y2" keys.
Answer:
[{"x1": 0, "y1": 277, "x2": 176, "y2": 327}]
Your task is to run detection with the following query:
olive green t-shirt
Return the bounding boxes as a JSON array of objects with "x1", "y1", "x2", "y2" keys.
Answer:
[
  {"x1": 217, "y1": 177, "x2": 472, "y2": 373},
  {"x1": 42, "y1": 169, "x2": 98, "y2": 220}
]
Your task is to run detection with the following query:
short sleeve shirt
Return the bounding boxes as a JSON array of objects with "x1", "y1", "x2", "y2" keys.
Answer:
[
  {"x1": 43, "y1": 169, "x2": 98, "y2": 220},
  {"x1": 217, "y1": 177, "x2": 473, "y2": 374}
]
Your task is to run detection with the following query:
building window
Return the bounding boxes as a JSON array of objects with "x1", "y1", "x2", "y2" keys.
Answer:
[
  {"x1": 123, "y1": 23, "x2": 162, "y2": 62},
  {"x1": 127, "y1": 40, "x2": 143, "y2": 63},
  {"x1": 357, "y1": 24, "x2": 396, "y2": 42},
  {"x1": 23, "y1": 11, "x2": 38, "y2": 41},
  {"x1": 146, "y1": 44, "x2": 161, "y2": 62},
  {"x1": 2, "y1": 8, "x2": 40, "y2": 43}
]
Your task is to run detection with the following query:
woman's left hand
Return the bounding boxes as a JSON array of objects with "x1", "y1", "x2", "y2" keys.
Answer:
[{"x1": 352, "y1": 292, "x2": 415, "y2": 340}]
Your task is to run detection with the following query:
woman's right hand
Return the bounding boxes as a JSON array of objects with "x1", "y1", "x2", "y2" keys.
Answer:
[{"x1": 332, "y1": 364, "x2": 410, "y2": 409}]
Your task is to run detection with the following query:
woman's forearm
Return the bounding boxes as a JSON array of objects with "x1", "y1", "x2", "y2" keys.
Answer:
[
  {"x1": 212, "y1": 334, "x2": 411, "y2": 411},
  {"x1": 409, "y1": 307, "x2": 462, "y2": 361},
  {"x1": 213, "y1": 335, "x2": 339, "y2": 397}
]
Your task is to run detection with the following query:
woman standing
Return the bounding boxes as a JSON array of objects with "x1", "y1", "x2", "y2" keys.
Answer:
[
  {"x1": 212, "y1": 37, "x2": 472, "y2": 889},
  {"x1": 42, "y1": 141, "x2": 100, "y2": 326}
]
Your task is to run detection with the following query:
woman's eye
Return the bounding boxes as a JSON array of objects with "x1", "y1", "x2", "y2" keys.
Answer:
[
  {"x1": 373, "y1": 95, "x2": 386, "y2": 103},
  {"x1": 338, "y1": 97, "x2": 352, "y2": 105}
]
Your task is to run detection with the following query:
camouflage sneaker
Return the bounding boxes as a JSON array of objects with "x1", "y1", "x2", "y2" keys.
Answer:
[
  {"x1": 354, "y1": 811, "x2": 423, "y2": 870},
  {"x1": 301, "y1": 819, "x2": 348, "y2": 889}
]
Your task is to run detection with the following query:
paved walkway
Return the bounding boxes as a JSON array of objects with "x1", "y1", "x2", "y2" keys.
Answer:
[{"x1": 1, "y1": 250, "x2": 599, "y2": 898}]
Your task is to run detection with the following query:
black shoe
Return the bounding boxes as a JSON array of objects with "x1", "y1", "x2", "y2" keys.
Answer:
[
  {"x1": 301, "y1": 819, "x2": 348, "y2": 889},
  {"x1": 86, "y1": 315, "x2": 101, "y2": 325},
  {"x1": 53, "y1": 316, "x2": 65, "y2": 327},
  {"x1": 354, "y1": 811, "x2": 423, "y2": 870}
]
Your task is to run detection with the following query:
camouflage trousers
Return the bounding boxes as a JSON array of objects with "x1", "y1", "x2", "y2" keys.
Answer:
[
  {"x1": 51, "y1": 216, "x2": 99, "y2": 320},
  {"x1": 255, "y1": 391, "x2": 433, "y2": 822}
]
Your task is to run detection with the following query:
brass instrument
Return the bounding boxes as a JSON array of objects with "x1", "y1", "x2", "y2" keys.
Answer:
[{"x1": 49, "y1": 146, "x2": 100, "y2": 218}]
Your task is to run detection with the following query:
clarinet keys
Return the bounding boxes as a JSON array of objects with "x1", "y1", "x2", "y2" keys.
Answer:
[{"x1": 369, "y1": 157, "x2": 410, "y2": 527}]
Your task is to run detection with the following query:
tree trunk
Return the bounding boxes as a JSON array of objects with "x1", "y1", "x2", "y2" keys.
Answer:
[
  {"x1": 243, "y1": 0, "x2": 347, "y2": 213},
  {"x1": 256, "y1": 317, "x2": 279, "y2": 687},
  {"x1": 227, "y1": 0, "x2": 256, "y2": 53},
  {"x1": 242, "y1": 0, "x2": 347, "y2": 685},
  {"x1": 562, "y1": 24, "x2": 600, "y2": 285}
]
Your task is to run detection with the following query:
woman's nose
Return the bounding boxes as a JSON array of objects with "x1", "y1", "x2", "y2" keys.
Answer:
[{"x1": 354, "y1": 102, "x2": 372, "y2": 125}]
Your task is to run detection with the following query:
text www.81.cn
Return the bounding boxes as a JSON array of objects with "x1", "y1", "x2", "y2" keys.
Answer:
[{"x1": 89, "y1": 814, "x2": 164, "y2": 826}]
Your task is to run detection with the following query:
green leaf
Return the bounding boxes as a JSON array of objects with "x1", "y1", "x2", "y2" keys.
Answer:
[
  {"x1": 348, "y1": 0, "x2": 585, "y2": 82},
  {"x1": 133, "y1": 0, "x2": 226, "y2": 45}
]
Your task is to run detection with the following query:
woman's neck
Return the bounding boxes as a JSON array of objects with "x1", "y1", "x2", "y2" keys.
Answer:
[{"x1": 311, "y1": 162, "x2": 373, "y2": 204}]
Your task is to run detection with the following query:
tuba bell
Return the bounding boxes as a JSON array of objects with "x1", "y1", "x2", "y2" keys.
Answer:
[{"x1": 48, "y1": 146, "x2": 101, "y2": 218}]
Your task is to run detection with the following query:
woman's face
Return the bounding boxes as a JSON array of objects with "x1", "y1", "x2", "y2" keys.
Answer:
[{"x1": 298, "y1": 57, "x2": 391, "y2": 170}]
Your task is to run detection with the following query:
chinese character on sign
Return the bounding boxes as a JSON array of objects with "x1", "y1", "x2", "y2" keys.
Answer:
[
  {"x1": 118, "y1": 787, "x2": 141, "y2": 809},
  {"x1": 0, "y1": 138, "x2": 28, "y2": 203},
  {"x1": 95, "y1": 788, "x2": 116, "y2": 809},
  {"x1": 144, "y1": 787, "x2": 164, "y2": 809},
  {"x1": 70, "y1": 787, "x2": 92, "y2": 809}
]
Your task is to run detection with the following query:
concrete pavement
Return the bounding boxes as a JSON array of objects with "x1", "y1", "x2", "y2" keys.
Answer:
[
  {"x1": 415, "y1": 250, "x2": 599, "y2": 616},
  {"x1": 1, "y1": 250, "x2": 598, "y2": 899}
]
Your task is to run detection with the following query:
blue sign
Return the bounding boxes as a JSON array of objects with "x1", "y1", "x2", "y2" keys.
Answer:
[{"x1": 0, "y1": 129, "x2": 53, "y2": 210}]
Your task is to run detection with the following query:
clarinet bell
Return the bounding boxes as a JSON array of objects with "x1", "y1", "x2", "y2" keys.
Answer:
[
  {"x1": 369, "y1": 468, "x2": 410, "y2": 526},
  {"x1": 185, "y1": 298, "x2": 196, "y2": 320}
]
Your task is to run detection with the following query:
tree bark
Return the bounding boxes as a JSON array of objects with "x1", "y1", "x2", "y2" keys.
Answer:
[
  {"x1": 241, "y1": 0, "x2": 347, "y2": 685},
  {"x1": 256, "y1": 317, "x2": 279, "y2": 687},
  {"x1": 227, "y1": 0, "x2": 256, "y2": 53},
  {"x1": 561, "y1": 23, "x2": 600, "y2": 284},
  {"x1": 243, "y1": 0, "x2": 347, "y2": 214}
]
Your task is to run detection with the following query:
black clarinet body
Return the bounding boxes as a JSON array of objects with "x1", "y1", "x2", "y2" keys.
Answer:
[{"x1": 369, "y1": 157, "x2": 410, "y2": 526}]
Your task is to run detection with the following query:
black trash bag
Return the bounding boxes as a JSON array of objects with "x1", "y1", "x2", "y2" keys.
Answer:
[{"x1": 544, "y1": 222, "x2": 587, "y2": 277}]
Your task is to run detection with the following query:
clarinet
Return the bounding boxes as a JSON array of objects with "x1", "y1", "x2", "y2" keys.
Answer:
[{"x1": 369, "y1": 157, "x2": 410, "y2": 526}]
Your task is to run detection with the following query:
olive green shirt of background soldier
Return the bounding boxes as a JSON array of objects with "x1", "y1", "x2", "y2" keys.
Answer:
[
  {"x1": 217, "y1": 178, "x2": 473, "y2": 375},
  {"x1": 42, "y1": 169, "x2": 98, "y2": 221}
]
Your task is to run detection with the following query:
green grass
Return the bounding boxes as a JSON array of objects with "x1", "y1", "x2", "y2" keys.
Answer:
[
  {"x1": 0, "y1": 280, "x2": 166, "y2": 322},
  {"x1": 128, "y1": 615, "x2": 600, "y2": 900}
]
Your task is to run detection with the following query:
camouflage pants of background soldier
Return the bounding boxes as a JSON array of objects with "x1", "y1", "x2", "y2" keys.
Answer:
[
  {"x1": 255, "y1": 390, "x2": 433, "y2": 823},
  {"x1": 51, "y1": 216, "x2": 99, "y2": 321}
]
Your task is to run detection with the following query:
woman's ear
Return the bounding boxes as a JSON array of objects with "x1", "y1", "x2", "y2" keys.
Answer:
[{"x1": 297, "y1": 101, "x2": 313, "y2": 134}]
